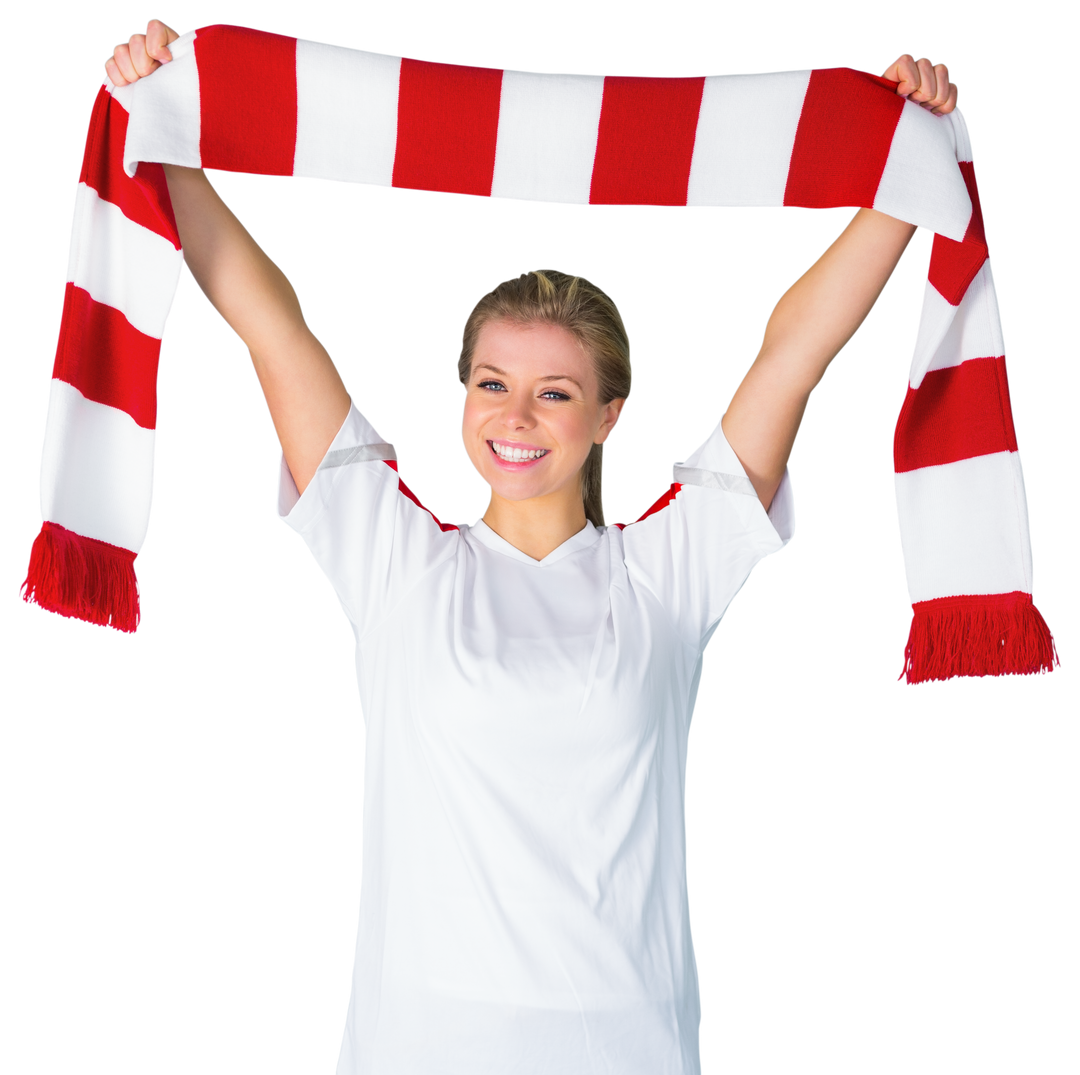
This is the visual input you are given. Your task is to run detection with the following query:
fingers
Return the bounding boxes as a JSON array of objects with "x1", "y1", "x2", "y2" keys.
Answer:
[
  {"x1": 882, "y1": 54, "x2": 958, "y2": 116},
  {"x1": 104, "y1": 19, "x2": 177, "y2": 86},
  {"x1": 913, "y1": 60, "x2": 957, "y2": 115},
  {"x1": 108, "y1": 35, "x2": 154, "y2": 85},
  {"x1": 127, "y1": 34, "x2": 159, "y2": 78},
  {"x1": 923, "y1": 64, "x2": 956, "y2": 114},
  {"x1": 883, "y1": 54, "x2": 920, "y2": 97},
  {"x1": 108, "y1": 42, "x2": 141, "y2": 85},
  {"x1": 146, "y1": 18, "x2": 178, "y2": 62}
]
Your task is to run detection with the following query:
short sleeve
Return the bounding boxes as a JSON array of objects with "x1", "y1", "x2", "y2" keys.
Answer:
[
  {"x1": 279, "y1": 402, "x2": 460, "y2": 639},
  {"x1": 620, "y1": 417, "x2": 793, "y2": 647}
]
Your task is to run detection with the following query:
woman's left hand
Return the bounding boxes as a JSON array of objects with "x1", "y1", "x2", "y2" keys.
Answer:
[{"x1": 882, "y1": 55, "x2": 957, "y2": 115}]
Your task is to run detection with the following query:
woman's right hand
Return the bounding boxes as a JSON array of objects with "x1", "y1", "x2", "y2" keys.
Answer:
[
  {"x1": 104, "y1": 19, "x2": 349, "y2": 496},
  {"x1": 106, "y1": 19, "x2": 179, "y2": 86}
]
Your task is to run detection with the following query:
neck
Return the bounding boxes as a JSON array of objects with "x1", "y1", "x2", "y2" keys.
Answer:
[{"x1": 482, "y1": 486, "x2": 589, "y2": 561}]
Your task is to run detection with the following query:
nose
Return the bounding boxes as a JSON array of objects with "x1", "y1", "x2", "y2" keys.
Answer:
[{"x1": 500, "y1": 389, "x2": 536, "y2": 431}]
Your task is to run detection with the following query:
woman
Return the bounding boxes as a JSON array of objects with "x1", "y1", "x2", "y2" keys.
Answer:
[{"x1": 109, "y1": 21, "x2": 956, "y2": 1075}]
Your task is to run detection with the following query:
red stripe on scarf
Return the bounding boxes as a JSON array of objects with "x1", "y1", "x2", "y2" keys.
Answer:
[
  {"x1": 784, "y1": 69, "x2": 904, "y2": 208},
  {"x1": 392, "y1": 60, "x2": 503, "y2": 196},
  {"x1": 52, "y1": 284, "x2": 160, "y2": 429},
  {"x1": 81, "y1": 88, "x2": 180, "y2": 247},
  {"x1": 589, "y1": 77, "x2": 705, "y2": 205},
  {"x1": 893, "y1": 356, "x2": 1017, "y2": 472},
  {"x1": 196, "y1": 25, "x2": 298, "y2": 175},
  {"x1": 928, "y1": 162, "x2": 988, "y2": 305}
]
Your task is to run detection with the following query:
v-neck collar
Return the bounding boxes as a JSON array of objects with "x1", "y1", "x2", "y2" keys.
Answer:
[{"x1": 468, "y1": 519, "x2": 602, "y2": 567}]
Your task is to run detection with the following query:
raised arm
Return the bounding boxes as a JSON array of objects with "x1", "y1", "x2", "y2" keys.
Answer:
[
  {"x1": 721, "y1": 55, "x2": 957, "y2": 512},
  {"x1": 108, "y1": 21, "x2": 351, "y2": 495}
]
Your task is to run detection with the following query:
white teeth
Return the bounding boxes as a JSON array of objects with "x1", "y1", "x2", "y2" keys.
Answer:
[{"x1": 492, "y1": 442, "x2": 546, "y2": 462}]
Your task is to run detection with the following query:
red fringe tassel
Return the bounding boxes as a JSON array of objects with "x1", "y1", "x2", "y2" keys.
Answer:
[
  {"x1": 22, "y1": 521, "x2": 139, "y2": 632},
  {"x1": 903, "y1": 591, "x2": 1057, "y2": 684}
]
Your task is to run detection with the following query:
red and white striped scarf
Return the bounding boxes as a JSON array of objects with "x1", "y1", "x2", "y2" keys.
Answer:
[{"x1": 24, "y1": 24, "x2": 1056, "y2": 683}]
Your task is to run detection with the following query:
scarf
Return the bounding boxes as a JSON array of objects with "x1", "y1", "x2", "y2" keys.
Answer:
[{"x1": 23, "y1": 23, "x2": 1056, "y2": 683}]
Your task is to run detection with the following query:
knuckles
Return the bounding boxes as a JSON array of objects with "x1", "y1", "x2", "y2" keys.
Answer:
[{"x1": 109, "y1": 34, "x2": 161, "y2": 82}]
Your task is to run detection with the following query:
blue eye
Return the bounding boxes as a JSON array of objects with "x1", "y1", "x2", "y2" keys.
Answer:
[
  {"x1": 541, "y1": 390, "x2": 571, "y2": 401},
  {"x1": 478, "y1": 380, "x2": 506, "y2": 392},
  {"x1": 479, "y1": 380, "x2": 570, "y2": 401}
]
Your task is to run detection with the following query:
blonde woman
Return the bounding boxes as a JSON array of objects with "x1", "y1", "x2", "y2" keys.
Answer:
[{"x1": 110, "y1": 21, "x2": 955, "y2": 1075}]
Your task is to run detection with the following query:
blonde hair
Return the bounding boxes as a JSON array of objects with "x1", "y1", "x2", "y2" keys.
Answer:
[{"x1": 459, "y1": 270, "x2": 631, "y2": 528}]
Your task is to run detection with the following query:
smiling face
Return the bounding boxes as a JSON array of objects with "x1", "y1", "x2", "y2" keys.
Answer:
[{"x1": 462, "y1": 319, "x2": 624, "y2": 509}]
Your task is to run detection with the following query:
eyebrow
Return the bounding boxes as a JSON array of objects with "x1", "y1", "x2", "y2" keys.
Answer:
[{"x1": 474, "y1": 364, "x2": 584, "y2": 390}]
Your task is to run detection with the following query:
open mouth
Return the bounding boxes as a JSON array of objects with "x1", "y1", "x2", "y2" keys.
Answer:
[
  {"x1": 494, "y1": 438, "x2": 552, "y2": 468},
  {"x1": 488, "y1": 440, "x2": 551, "y2": 466}
]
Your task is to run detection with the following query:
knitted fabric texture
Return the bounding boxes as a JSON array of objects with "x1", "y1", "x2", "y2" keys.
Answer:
[{"x1": 24, "y1": 24, "x2": 1057, "y2": 682}]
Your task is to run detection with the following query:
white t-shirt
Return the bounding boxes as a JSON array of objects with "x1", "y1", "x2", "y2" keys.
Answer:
[{"x1": 280, "y1": 403, "x2": 793, "y2": 1075}]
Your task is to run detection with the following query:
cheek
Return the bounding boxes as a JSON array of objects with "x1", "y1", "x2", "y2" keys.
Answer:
[
  {"x1": 461, "y1": 396, "x2": 480, "y2": 434},
  {"x1": 461, "y1": 396, "x2": 490, "y2": 453},
  {"x1": 554, "y1": 406, "x2": 602, "y2": 450}
]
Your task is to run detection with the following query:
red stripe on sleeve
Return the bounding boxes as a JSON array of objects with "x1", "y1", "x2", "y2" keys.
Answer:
[
  {"x1": 79, "y1": 88, "x2": 179, "y2": 247},
  {"x1": 783, "y1": 69, "x2": 904, "y2": 209},
  {"x1": 196, "y1": 25, "x2": 298, "y2": 175},
  {"x1": 383, "y1": 461, "x2": 460, "y2": 532},
  {"x1": 52, "y1": 284, "x2": 160, "y2": 429},
  {"x1": 392, "y1": 60, "x2": 503, "y2": 196},
  {"x1": 613, "y1": 484, "x2": 678, "y2": 529},
  {"x1": 589, "y1": 77, "x2": 705, "y2": 205},
  {"x1": 893, "y1": 356, "x2": 1017, "y2": 473},
  {"x1": 927, "y1": 162, "x2": 989, "y2": 306}
]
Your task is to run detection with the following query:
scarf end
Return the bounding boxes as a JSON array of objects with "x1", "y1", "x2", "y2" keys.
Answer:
[
  {"x1": 902, "y1": 592, "x2": 1057, "y2": 684},
  {"x1": 22, "y1": 522, "x2": 140, "y2": 633}
]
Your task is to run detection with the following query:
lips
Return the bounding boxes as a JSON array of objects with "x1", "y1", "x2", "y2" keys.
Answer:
[{"x1": 494, "y1": 438, "x2": 552, "y2": 468}]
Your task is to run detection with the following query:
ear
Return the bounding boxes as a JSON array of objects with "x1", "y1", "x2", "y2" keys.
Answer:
[{"x1": 596, "y1": 397, "x2": 630, "y2": 442}]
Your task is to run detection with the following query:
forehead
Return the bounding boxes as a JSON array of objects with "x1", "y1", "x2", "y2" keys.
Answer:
[{"x1": 472, "y1": 320, "x2": 595, "y2": 387}]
